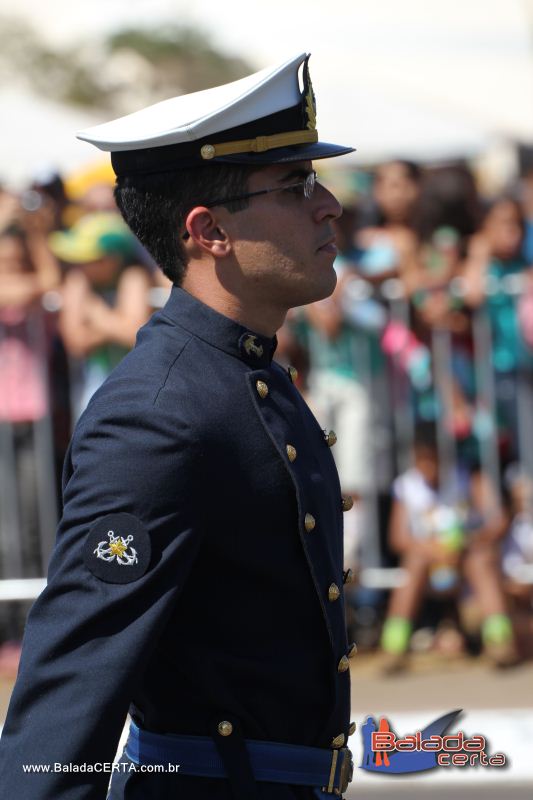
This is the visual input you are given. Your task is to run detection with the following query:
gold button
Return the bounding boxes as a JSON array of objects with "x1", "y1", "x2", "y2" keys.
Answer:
[
  {"x1": 288, "y1": 366, "x2": 298, "y2": 383},
  {"x1": 286, "y1": 444, "x2": 297, "y2": 462},
  {"x1": 343, "y1": 568, "x2": 355, "y2": 585},
  {"x1": 338, "y1": 655, "x2": 350, "y2": 673},
  {"x1": 331, "y1": 733, "x2": 345, "y2": 749},
  {"x1": 342, "y1": 495, "x2": 354, "y2": 512},
  {"x1": 217, "y1": 720, "x2": 233, "y2": 736},
  {"x1": 304, "y1": 513, "x2": 316, "y2": 532},
  {"x1": 348, "y1": 642, "x2": 357, "y2": 659},
  {"x1": 348, "y1": 721, "x2": 356, "y2": 736},
  {"x1": 328, "y1": 583, "x2": 340, "y2": 602},
  {"x1": 201, "y1": 144, "x2": 216, "y2": 159},
  {"x1": 324, "y1": 430, "x2": 337, "y2": 447},
  {"x1": 256, "y1": 380, "x2": 269, "y2": 399}
]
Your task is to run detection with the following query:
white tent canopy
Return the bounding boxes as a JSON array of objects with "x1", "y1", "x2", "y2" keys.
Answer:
[
  {"x1": 317, "y1": 83, "x2": 493, "y2": 164},
  {"x1": 1, "y1": 87, "x2": 103, "y2": 188}
]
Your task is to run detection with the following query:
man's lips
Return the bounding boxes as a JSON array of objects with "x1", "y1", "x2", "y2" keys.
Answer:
[{"x1": 317, "y1": 237, "x2": 337, "y2": 254}]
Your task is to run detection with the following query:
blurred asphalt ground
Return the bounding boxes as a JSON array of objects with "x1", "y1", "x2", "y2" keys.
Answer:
[{"x1": 2, "y1": 652, "x2": 533, "y2": 798}]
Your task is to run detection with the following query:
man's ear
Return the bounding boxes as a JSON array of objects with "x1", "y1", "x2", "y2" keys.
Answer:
[{"x1": 184, "y1": 207, "x2": 232, "y2": 258}]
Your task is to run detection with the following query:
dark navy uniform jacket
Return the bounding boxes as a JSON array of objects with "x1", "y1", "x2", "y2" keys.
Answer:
[{"x1": 0, "y1": 287, "x2": 352, "y2": 799}]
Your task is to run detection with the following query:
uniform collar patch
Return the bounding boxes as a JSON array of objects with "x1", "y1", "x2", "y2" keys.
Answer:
[
  {"x1": 238, "y1": 331, "x2": 277, "y2": 366},
  {"x1": 241, "y1": 334, "x2": 264, "y2": 359}
]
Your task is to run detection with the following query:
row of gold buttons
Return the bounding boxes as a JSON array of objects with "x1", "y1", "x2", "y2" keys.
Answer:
[
  {"x1": 321, "y1": 414, "x2": 357, "y2": 683},
  {"x1": 255, "y1": 375, "x2": 358, "y2": 689},
  {"x1": 337, "y1": 643, "x2": 357, "y2": 673}
]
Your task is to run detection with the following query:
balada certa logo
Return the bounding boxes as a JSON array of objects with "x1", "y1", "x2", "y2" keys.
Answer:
[{"x1": 361, "y1": 710, "x2": 507, "y2": 774}]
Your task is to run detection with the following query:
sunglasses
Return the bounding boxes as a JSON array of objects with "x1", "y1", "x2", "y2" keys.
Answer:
[
  {"x1": 182, "y1": 171, "x2": 318, "y2": 240},
  {"x1": 204, "y1": 170, "x2": 318, "y2": 208}
]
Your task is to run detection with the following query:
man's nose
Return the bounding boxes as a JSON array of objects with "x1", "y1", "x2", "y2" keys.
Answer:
[{"x1": 313, "y1": 183, "x2": 343, "y2": 223}]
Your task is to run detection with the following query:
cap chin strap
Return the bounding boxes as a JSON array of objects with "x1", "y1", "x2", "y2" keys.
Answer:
[{"x1": 200, "y1": 129, "x2": 318, "y2": 160}]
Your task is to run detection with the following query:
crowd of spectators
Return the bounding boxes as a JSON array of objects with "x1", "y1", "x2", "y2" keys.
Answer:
[
  {"x1": 1, "y1": 157, "x2": 533, "y2": 676},
  {"x1": 0, "y1": 166, "x2": 171, "y2": 675},
  {"x1": 277, "y1": 158, "x2": 533, "y2": 672}
]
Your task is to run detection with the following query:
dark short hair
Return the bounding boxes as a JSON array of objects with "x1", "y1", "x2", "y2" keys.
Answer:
[
  {"x1": 413, "y1": 422, "x2": 438, "y2": 453},
  {"x1": 396, "y1": 160, "x2": 422, "y2": 184},
  {"x1": 483, "y1": 194, "x2": 524, "y2": 229},
  {"x1": 376, "y1": 159, "x2": 422, "y2": 184},
  {"x1": 0, "y1": 224, "x2": 33, "y2": 272},
  {"x1": 114, "y1": 163, "x2": 259, "y2": 284},
  {"x1": 413, "y1": 163, "x2": 481, "y2": 244}
]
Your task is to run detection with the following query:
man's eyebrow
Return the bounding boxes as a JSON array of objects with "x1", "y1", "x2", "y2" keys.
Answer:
[{"x1": 276, "y1": 168, "x2": 312, "y2": 183}]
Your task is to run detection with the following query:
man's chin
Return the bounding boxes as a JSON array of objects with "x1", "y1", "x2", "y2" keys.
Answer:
[
  {"x1": 317, "y1": 270, "x2": 337, "y2": 300},
  {"x1": 309, "y1": 267, "x2": 338, "y2": 302}
]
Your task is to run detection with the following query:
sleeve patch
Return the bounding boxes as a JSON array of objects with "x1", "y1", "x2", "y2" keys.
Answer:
[{"x1": 83, "y1": 513, "x2": 151, "y2": 584}]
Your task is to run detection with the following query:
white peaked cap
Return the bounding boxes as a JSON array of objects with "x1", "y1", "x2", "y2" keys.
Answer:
[{"x1": 77, "y1": 53, "x2": 354, "y2": 175}]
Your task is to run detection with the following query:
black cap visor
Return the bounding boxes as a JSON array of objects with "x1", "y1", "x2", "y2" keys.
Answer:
[{"x1": 212, "y1": 140, "x2": 355, "y2": 165}]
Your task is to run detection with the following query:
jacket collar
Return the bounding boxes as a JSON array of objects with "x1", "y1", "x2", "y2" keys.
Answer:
[{"x1": 162, "y1": 286, "x2": 278, "y2": 368}]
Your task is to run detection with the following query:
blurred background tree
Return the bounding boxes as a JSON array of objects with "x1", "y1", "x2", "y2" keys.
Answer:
[{"x1": 0, "y1": 15, "x2": 251, "y2": 113}]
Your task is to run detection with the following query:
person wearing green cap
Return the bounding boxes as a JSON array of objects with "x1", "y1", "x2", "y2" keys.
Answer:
[{"x1": 49, "y1": 212, "x2": 152, "y2": 418}]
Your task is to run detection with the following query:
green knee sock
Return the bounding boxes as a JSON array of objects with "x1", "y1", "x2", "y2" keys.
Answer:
[
  {"x1": 482, "y1": 613, "x2": 513, "y2": 646},
  {"x1": 381, "y1": 617, "x2": 412, "y2": 654}
]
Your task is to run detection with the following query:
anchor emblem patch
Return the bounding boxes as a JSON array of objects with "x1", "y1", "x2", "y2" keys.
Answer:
[
  {"x1": 94, "y1": 531, "x2": 138, "y2": 566},
  {"x1": 84, "y1": 513, "x2": 150, "y2": 584}
]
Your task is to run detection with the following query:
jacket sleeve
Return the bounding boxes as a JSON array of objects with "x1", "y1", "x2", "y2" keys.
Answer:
[{"x1": 0, "y1": 395, "x2": 205, "y2": 800}]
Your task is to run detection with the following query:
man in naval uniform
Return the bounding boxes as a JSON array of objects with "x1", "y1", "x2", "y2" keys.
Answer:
[{"x1": 0, "y1": 53, "x2": 357, "y2": 799}]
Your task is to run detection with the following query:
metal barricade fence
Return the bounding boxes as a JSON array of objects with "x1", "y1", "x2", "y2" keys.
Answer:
[
  {"x1": 0, "y1": 305, "x2": 58, "y2": 604},
  {"x1": 1, "y1": 283, "x2": 532, "y2": 608},
  {"x1": 0, "y1": 288, "x2": 168, "y2": 605},
  {"x1": 313, "y1": 274, "x2": 533, "y2": 592}
]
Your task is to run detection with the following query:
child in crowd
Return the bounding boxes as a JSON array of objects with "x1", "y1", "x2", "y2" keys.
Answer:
[
  {"x1": 501, "y1": 465, "x2": 533, "y2": 658},
  {"x1": 380, "y1": 423, "x2": 517, "y2": 672},
  {"x1": 502, "y1": 465, "x2": 533, "y2": 585}
]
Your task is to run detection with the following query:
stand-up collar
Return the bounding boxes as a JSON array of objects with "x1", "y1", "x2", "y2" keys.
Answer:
[{"x1": 161, "y1": 286, "x2": 278, "y2": 368}]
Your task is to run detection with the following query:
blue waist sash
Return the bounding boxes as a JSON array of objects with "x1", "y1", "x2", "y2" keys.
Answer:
[{"x1": 125, "y1": 721, "x2": 353, "y2": 795}]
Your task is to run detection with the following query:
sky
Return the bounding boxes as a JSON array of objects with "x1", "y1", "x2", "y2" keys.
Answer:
[
  {"x1": 6, "y1": 0, "x2": 533, "y2": 63},
  {"x1": 3, "y1": 0, "x2": 533, "y2": 182}
]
